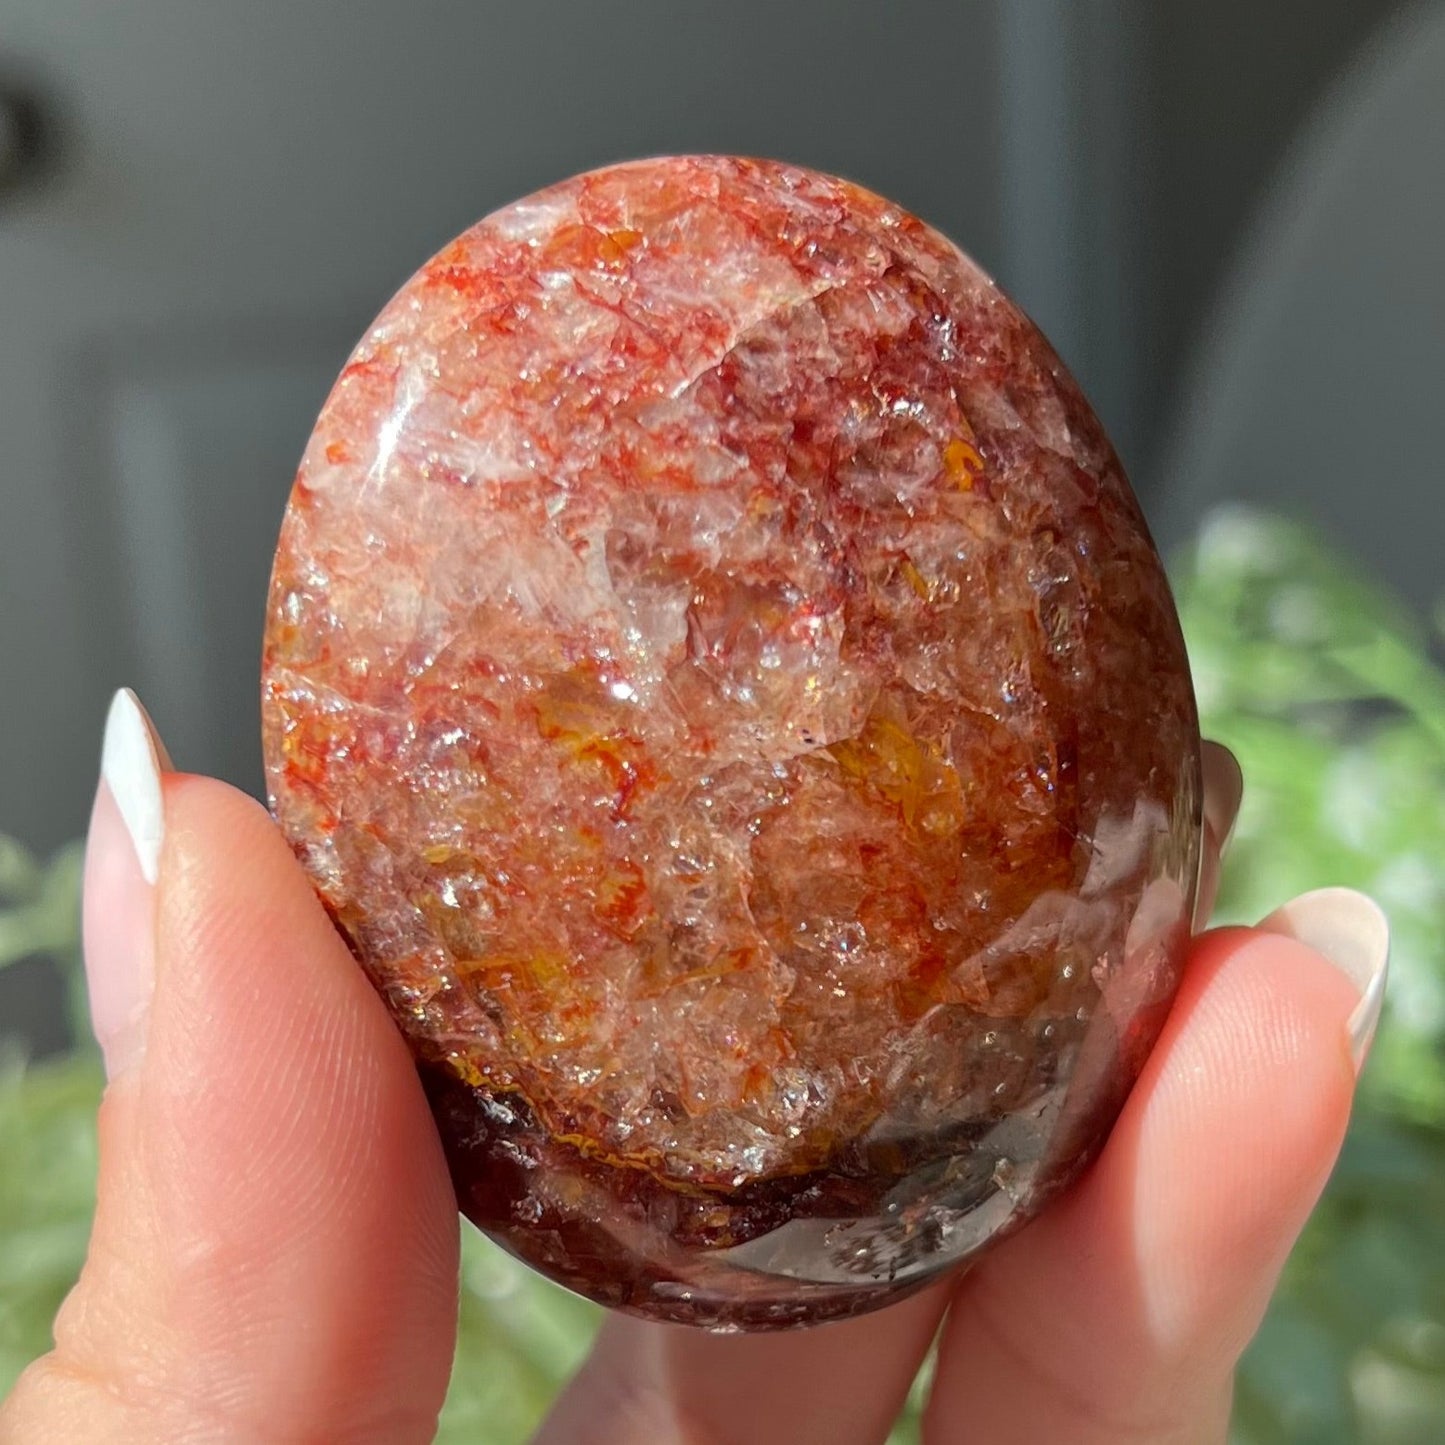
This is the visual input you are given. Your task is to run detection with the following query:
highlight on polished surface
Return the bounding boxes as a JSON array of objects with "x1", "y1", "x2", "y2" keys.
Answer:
[{"x1": 262, "y1": 155, "x2": 1201, "y2": 1329}]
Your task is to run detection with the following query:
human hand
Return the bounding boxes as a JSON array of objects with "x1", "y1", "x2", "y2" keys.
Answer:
[{"x1": 0, "y1": 690, "x2": 1387, "y2": 1443}]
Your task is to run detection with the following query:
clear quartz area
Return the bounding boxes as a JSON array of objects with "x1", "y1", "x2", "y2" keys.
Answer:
[{"x1": 263, "y1": 156, "x2": 1201, "y2": 1328}]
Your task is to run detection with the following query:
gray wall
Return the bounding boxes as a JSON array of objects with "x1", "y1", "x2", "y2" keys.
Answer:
[
  {"x1": 1139, "y1": 0, "x2": 1400, "y2": 447},
  {"x1": 0, "y1": 0, "x2": 1412, "y2": 858},
  {"x1": 1154, "y1": 2, "x2": 1445, "y2": 608}
]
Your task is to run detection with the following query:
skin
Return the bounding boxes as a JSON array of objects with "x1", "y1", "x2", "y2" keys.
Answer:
[{"x1": 0, "y1": 753, "x2": 1364, "y2": 1444}]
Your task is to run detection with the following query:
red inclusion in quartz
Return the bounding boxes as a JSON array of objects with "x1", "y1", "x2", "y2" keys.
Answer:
[{"x1": 263, "y1": 157, "x2": 1200, "y2": 1328}]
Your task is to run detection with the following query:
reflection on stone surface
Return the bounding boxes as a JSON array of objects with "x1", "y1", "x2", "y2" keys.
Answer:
[{"x1": 262, "y1": 156, "x2": 1201, "y2": 1329}]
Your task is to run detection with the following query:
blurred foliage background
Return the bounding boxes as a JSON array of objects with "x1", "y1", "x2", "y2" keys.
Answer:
[{"x1": 2, "y1": 508, "x2": 1443, "y2": 1443}]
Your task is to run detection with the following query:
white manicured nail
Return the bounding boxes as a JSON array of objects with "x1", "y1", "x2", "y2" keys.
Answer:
[
  {"x1": 1193, "y1": 740, "x2": 1244, "y2": 930},
  {"x1": 100, "y1": 688, "x2": 170, "y2": 884},
  {"x1": 1258, "y1": 886, "x2": 1390, "y2": 1072},
  {"x1": 84, "y1": 689, "x2": 172, "y2": 1078},
  {"x1": 1200, "y1": 740, "x2": 1244, "y2": 857}
]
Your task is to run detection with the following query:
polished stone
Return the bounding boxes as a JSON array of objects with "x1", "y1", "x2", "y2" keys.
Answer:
[{"x1": 262, "y1": 156, "x2": 1201, "y2": 1329}]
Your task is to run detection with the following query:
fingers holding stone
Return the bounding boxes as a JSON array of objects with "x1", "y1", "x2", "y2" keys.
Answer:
[
  {"x1": 923, "y1": 893, "x2": 1386, "y2": 1445},
  {"x1": 1, "y1": 694, "x2": 459, "y2": 1444}
]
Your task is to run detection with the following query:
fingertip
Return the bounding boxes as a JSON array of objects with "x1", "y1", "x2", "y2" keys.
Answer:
[
  {"x1": 1257, "y1": 886, "x2": 1390, "y2": 1070},
  {"x1": 1118, "y1": 925, "x2": 1360, "y2": 1353},
  {"x1": 1199, "y1": 741, "x2": 1243, "y2": 858},
  {"x1": 1194, "y1": 740, "x2": 1244, "y2": 929},
  {"x1": 924, "y1": 915, "x2": 1368, "y2": 1443},
  {"x1": 22, "y1": 770, "x2": 460, "y2": 1442},
  {"x1": 152, "y1": 771, "x2": 460, "y2": 1412}
]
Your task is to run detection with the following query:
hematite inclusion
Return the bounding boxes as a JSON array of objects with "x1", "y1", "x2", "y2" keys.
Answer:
[{"x1": 262, "y1": 156, "x2": 1201, "y2": 1330}]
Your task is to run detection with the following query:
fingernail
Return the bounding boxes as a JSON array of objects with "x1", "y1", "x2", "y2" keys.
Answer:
[
  {"x1": 83, "y1": 689, "x2": 172, "y2": 1079},
  {"x1": 1257, "y1": 886, "x2": 1390, "y2": 1073},
  {"x1": 1193, "y1": 740, "x2": 1244, "y2": 931},
  {"x1": 1200, "y1": 740, "x2": 1244, "y2": 857}
]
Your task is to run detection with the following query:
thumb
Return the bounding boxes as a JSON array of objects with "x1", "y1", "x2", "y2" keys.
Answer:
[{"x1": 1, "y1": 690, "x2": 459, "y2": 1444}]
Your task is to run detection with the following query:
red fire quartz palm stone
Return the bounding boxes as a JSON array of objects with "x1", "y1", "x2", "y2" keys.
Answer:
[{"x1": 262, "y1": 156, "x2": 1201, "y2": 1330}]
